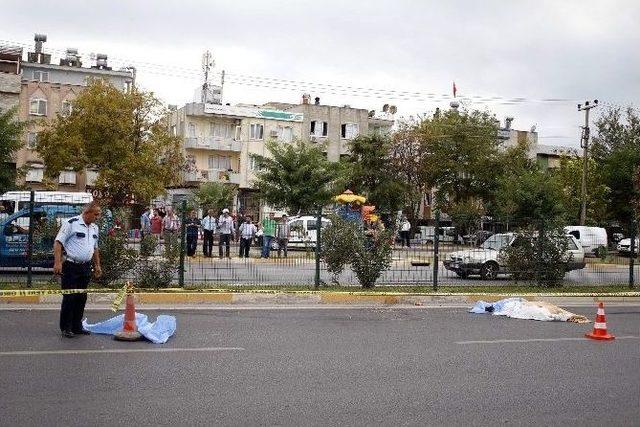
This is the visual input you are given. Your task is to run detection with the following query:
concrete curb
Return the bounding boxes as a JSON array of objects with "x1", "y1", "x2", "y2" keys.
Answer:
[{"x1": 1, "y1": 291, "x2": 638, "y2": 306}]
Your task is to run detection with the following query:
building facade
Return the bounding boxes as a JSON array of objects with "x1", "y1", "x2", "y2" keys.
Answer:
[{"x1": 15, "y1": 35, "x2": 134, "y2": 191}]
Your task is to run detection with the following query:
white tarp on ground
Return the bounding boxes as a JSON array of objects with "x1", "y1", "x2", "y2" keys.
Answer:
[
  {"x1": 470, "y1": 298, "x2": 590, "y2": 323},
  {"x1": 82, "y1": 313, "x2": 177, "y2": 343}
]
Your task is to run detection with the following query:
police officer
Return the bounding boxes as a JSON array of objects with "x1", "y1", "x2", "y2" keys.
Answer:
[{"x1": 53, "y1": 201, "x2": 102, "y2": 338}]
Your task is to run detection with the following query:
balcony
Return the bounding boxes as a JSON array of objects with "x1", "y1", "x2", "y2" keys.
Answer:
[
  {"x1": 184, "y1": 137, "x2": 242, "y2": 152},
  {"x1": 183, "y1": 169, "x2": 241, "y2": 185}
]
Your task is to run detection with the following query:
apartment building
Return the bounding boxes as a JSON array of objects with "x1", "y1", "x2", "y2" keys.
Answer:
[
  {"x1": 0, "y1": 45, "x2": 22, "y2": 112},
  {"x1": 166, "y1": 102, "x2": 305, "y2": 219},
  {"x1": 16, "y1": 34, "x2": 134, "y2": 191},
  {"x1": 264, "y1": 94, "x2": 395, "y2": 161}
]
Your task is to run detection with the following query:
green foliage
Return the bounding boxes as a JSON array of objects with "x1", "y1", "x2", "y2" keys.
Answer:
[
  {"x1": 94, "y1": 229, "x2": 137, "y2": 287},
  {"x1": 350, "y1": 228, "x2": 394, "y2": 288},
  {"x1": 344, "y1": 133, "x2": 409, "y2": 213},
  {"x1": 553, "y1": 156, "x2": 610, "y2": 225},
  {"x1": 36, "y1": 79, "x2": 184, "y2": 206},
  {"x1": 591, "y1": 106, "x2": 640, "y2": 229},
  {"x1": 135, "y1": 235, "x2": 179, "y2": 288},
  {"x1": 502, "y1": 226, "x2": 571, "y2": 287},
  {"x1": 320, "y1": 216, "x2": 359, "y2": 284},
  {"x1": 0, "y1": 107, "x2": 25, "y2": 193},
  {"x1": 495, "y1": 167, "x2": 566, "y2": 227},
  {"x1": 251, "y1": 140, "x2": 340, "y2": 214},
  {"x1": 191, "y1": 182, "x2": 236, "y2": 212}
]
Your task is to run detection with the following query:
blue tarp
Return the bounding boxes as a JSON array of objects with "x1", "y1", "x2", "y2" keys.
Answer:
[{"x1": 82, "y1": 313, "x2": 177, "y2": 344}]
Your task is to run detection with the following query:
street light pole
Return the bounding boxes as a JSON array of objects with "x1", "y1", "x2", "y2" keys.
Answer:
[{"x1": 578, "y1": 99, "x2": 598, "y2": 226}]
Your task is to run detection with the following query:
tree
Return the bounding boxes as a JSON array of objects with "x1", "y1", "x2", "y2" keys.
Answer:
[
  {"x1": 251, "y1": 140, "x2": 340, "y2": 214},
  {"x1": 344, "y1": 132, "x2": 409, "y2": 214},
  {"x1": 553, "y1": 156, "x2": 609, "y2": 226},
  {"x1": 191, "y1": 182, "x2": 237, "y2": 212},
  {"x1": 0, "y1": 107, "x2": 25, "y2": 193},
  {"x1": 36, "y1": 79, "x2": 184, "y2": 206},
  {"x1": 590, "y1": 106, "x2": 640, "y2": 229}
]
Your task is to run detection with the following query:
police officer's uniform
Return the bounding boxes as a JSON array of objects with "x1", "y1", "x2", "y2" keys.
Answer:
[{"x1": 55, "y1": 215, "x2": 99, "y2": 333}]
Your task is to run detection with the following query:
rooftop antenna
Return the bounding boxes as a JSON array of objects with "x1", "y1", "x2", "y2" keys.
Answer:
[{"x1": 201, "y1": 50, "x2": 214, "y2": 103}]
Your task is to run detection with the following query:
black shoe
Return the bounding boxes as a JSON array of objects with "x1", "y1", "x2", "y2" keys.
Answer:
[
  {"x1": 61, "y1": 330, "x2": 76, "y2": 338},
  {"x1": 72, "y1": 329, "x2": 91, "y2": 335}
]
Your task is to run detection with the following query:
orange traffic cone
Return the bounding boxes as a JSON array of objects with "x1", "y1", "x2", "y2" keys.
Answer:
[
  {"x1": 114, "y1": 293, "x2": 141, "y2": 341},
  {"x1": 585, "y1": 302, "x2": 615, "y2": 341}
]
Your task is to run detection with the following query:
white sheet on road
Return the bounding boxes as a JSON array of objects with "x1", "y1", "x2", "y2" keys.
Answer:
[
  {"x1": 82, "y1": 313, "x2": 177, "y2": 343},
  {"x1": 470, "y1": 298, "x2": 590, "y2": 323}
]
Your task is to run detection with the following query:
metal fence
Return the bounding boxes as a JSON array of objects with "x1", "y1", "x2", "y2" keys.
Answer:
[{"x1": 0, "y1": 192, "x2": 637, "y2": 288}]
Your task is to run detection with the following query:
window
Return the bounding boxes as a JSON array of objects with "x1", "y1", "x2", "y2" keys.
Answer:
[
  {"x1": 29, "y1": 99, "x2": 47, "y2": 116},
  {"x1": 249, "y1": 156, "x2": 262, "y2": 171},
  {"x1": 32, "y1": 71, "x2": 49, "y2": 82},
  {"x1": 61, "y1": 101, "x2": 72, "y2": 117},
  {"x1": 170, "y1": 125, "x2": 177, "y2": 136},
  {"x1": 58, "y1": 170, "x2": 77, "y2": 185},
  {"x1": 341, "y1": 123, "x2": 359, "y2": 139},
  {"x1": 210, "y1": 123, "x2": 233, "y2": 139},
  {"x1": 27, "y1": 132, "x2": 38, "y2": 149},
  {"x1": 279, "y1": 126, "x2": 293, "y2": 143},
  {"x1": 188, "y1": 123, "x2": 196, "y2": 138},
  {"x1": 25, "y1": 165, "x2": 44, "y2": 182},
  {"x1": 208, "y1": 155, "x2": 231, "y2": 170},
  {"x1": 250, "y1": 124, "x2": 264, "y2": 140},
  {"x1": 310, "y1": 121, "x2": 328, "y2": 137}
]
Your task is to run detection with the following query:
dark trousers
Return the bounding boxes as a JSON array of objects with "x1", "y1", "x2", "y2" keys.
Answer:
[
  {"x1": 59, "y1": 261, "x2": 92, "y2": 332},
  {"x1": 277, "y1": 238, "x2": 288, "y2": 258},
  {"x1": 400, "y1": 230, "x2": 411, "y2": 247},
  {"x1": 187, "y1": 233, "x2": 198, "y2": 256},
  {"x1": 239, "y1": 237, "x2": 252, "y2": 257},
  {"x1": 203, "y1": 230, "x2": 214, "y2": 257},
  {"x1": 219, "y1": 233, "x2": 231, "y2": 258}
]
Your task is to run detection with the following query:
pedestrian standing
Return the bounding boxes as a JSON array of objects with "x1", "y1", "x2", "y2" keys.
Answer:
[
  {"x1": 276, "y1": 214, "x2": 290, "y2": 258},
  {"x1": 53, "y1": 201, "x2": 102, "y2": 338},
  {"x1": 150, "y1": 208, "x2": 163, "y2": 241},
  {"x1": 201, "y1": 208, "x2": 217, "y2": 257},
  {"x1": 185, "y1": 210, "x2": 201, "y2": 257},
  {"x1": 162, "y1": 207, "x2": 180, "y2": 245},
  {"x1": 261, "y1": 212, "x2": 277, "y2": 258},
  {"x1": 218, "y1": 208, "x2": 234, "y2": 258},
  {"x1": 238, "y1": 216, "x2": 257, "y2": 258},
  {"x1": 400, "y1": 215, "x2": 411, "y2": 248},
  {"x1": 140, "y1": 207, "x2": 152, "y2": 239}
]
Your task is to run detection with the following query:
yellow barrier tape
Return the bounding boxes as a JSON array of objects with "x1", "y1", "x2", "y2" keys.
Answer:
[{"x1": 110, "y1": 283, "x2": 130, "y2": 312}]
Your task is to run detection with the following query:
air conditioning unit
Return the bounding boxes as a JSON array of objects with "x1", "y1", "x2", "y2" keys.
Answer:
[{"x1": 269, "y1": 130, "x2": 279, "y2": 138}]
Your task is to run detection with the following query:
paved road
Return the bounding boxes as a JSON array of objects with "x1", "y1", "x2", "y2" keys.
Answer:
[{"x1": 1, "y1": 305, "x2": 638, "y2": 426}]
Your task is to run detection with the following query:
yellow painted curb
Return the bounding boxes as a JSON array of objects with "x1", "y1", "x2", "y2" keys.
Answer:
[
  {"x1": 321, "y1": 294, "x2": 399, "y2": 304},
  {"x1": 1, "y1": 295, "x2": 40, "y2": 304},
  {"x1": 136, "y1": 292, "x2": 233, "y2": 304}
]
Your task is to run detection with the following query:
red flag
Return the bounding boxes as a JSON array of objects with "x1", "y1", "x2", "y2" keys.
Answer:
[{"x1": 453, "y1": 81, "x2": 457, "y2": 98}]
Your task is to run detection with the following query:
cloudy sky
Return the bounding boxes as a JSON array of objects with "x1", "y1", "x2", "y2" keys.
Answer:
[{"x1": 3, "y1": 0, "x2": 639, "y2": 147}]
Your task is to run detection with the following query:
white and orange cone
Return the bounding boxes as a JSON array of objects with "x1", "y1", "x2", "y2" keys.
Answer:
[
  {"x1": 114, "y1": 293, "x2": 142, "y2": 341},
  {"x1": 585, "y1": 302, "x2": 615, "y2": 341}
]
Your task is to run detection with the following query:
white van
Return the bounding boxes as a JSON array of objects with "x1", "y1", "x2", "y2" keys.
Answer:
[
  {"x1": 418, "y1": 226, "x2": 463, "y2": 244},
  {"x1": 286, "y1": 215, "x2": 331, "y2": 249},
  {"x1": 564, "y1": 226, "x2": 607, "y2": 256}
]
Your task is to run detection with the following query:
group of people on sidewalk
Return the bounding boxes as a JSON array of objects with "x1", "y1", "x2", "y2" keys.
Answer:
[{"x1": 140, "y1": 207, "x2": 291, "y2": 259}]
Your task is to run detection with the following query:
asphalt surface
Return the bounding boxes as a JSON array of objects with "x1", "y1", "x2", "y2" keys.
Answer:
[{"x1": 1, "y1": 305, "x2": 639, "y2": 426}]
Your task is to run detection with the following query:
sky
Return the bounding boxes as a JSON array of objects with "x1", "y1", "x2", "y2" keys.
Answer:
[{"x1": 3, "y1": 0, "x2": 639, "y2": 147}]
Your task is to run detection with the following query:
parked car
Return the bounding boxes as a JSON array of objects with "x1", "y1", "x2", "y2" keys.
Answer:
[
  {"x1": 286, "y1": 216, "x2": 331, "y2": 249},
  {"x1": 0, "y1": 205, "x2": 80, "y2": 268},
  {"x1": 617, "y1": 237, "x2": 639, "y2": 256},
  {"x1": 444, "y1": 233, "x2": 586, "y2": 279},
  {"x1": 564, "y1": 226, "x2": 607, "y2": 256},
  {"x1": 462, "y1": 230, "x2": 493, "y2": 246}
]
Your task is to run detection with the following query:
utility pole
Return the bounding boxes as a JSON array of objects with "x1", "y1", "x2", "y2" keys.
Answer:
[
  {"x1": 578, "y1": 99, "x2": 599, "y2": 226},
  {"x1": 201, "y1": 50, "x2": 214, "y2": 103}
]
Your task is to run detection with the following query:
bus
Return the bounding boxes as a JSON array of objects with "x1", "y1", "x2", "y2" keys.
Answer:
[{"x1": 0, "y1": 191, "x2": 93, "y2": 227}]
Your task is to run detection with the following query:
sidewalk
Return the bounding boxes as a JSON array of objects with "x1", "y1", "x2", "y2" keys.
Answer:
[{"x1": 2, "y1": 289, "x2": 638, "y2": 308}]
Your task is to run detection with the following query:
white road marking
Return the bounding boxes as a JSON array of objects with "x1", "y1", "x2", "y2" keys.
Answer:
[
  {"x1": 456, "y1": 336, "x2": 640, "y2": 345},
  {"x1": 0, "y1": 347, "x2": 245, "y2": 357}
]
